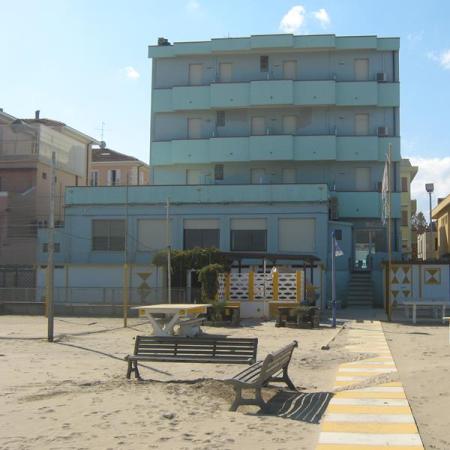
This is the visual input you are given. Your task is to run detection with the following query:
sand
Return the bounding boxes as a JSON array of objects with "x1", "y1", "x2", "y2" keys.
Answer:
[
  {"x1": 0, "y1": 316, "x2": 352, "y2": 450},
  {"x1": 383, "y1": 321, "x2": 450, "y2": 450}
]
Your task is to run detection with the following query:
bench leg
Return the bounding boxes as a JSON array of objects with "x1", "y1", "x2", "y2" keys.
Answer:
[
  {"x1": 229, "y1": 386, "x2": 266, "y2": 412},
  {"x1": 126, "y1": 360, "x2": 142, "y2": 380},
  {"x1": 282, "y1": 366, "x2": 297, "y2": 391},
  {"x1": 230, "y1": 386, "x2": 242, "y2": 411}
]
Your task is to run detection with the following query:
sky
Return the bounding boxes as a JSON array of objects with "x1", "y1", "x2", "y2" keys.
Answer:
[{"x1": 1, "y1": 0, "x2": 450, "y2": 215}]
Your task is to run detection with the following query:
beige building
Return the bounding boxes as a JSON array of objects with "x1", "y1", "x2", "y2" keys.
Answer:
[
  {"x1": 0, "y1": 109, "x2": 98, "y2": 274},
  {"x1": 432, "y1": 194, "x2": 450, "y2": 258},
  {"x1": 90, "y1": 144, "x2": 149, "y2": 186},
  {"x1": 400, "y1": 159, "x2": 418, "y2": 257}
]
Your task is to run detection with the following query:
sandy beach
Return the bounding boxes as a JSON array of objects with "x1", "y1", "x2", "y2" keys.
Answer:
[
  {"x1": 0, "y1": 316, "x2": 351, "y2": 450},
  {"x1": 383, "y1": 321, "x2": 450, "y2": 450}
]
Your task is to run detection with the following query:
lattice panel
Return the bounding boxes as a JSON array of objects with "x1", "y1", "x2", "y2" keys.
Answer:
[
  {"x1": 254, "y1": 273, "x2": 273, "y2": 300},
  {"x1": 278, "y1": 273, "x2": 298, "y2": 301},
  {"x1": 229, "y1": 273, "x2": 249, "y2": 300},
  {"x1": 217, "y1": 273, "x2": 225, "y2": 301}
]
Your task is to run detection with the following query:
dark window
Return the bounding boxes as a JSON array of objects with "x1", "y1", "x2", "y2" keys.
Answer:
[
  {"x1": 184, "y1": 229, "x2": 220, "y2": 250},
  {"x1": 216, "y1": 111, "x2": 225, "y2": 127},
  {"x1": 260, "y1": 56, "x2": 269, "y2": 72},
  {"x1": 42, "y1": 172, "x2": 47, "y2": 180},
  {"x1": 92, "y1": 220, "x2": 125, "y2": 251},
  {"x1": 231, "y1": 230, "x2": 267, "y2": 251},
  {"x1": 214, "y1": 164, "x2": 224, "y2": 181},
  {"x1": 43, "y1": 243, "x2": 60, "y2": 253},
  {"x1": 401, "y1": 177, "x2": 408, "y2": 192},
  {"x1": 401, "y1": 210, "x2": 409, "y2": 227},
  {"x1": 334, "y1": 229, "x2": 342, "y2": 240}
]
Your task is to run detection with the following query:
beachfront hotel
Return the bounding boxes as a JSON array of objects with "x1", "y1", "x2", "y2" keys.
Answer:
[{"x1": 36, "y1": 34, "x2": 406, "y2": 312}]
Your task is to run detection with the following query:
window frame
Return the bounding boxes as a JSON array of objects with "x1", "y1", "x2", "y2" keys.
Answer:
[
  {"x1": 92, "y1": 219, "x2": 125, "y2": 251},
  {"x1": 230, "y1": 229, "x2": 267, "y2": 252}
]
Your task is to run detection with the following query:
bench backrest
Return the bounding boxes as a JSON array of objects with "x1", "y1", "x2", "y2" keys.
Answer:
[
  {"x1": 258, "y1": 340, "x2": 298, "y2": 383},
  {"x1": 134, "y1": 336, "x2": 258, "y2": 363}
]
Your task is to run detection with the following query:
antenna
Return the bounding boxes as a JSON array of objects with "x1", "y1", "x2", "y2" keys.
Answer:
[{"x1": 95, "y1": 121, "x2": 108, "y2": 141}]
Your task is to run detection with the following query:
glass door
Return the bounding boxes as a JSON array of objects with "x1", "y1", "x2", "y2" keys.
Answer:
[{"x1": 354, "y1": 230, "x2": 375, "y2": 271}]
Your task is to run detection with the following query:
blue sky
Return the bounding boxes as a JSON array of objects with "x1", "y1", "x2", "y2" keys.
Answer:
[{"x1": 1, "y1": 0, "x2": 449, "y2": 213}]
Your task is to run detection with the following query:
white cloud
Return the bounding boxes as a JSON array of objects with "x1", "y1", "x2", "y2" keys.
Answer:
[
  {"x1": 406, "y1": 31, "x2": 423, "y2": 42},
  {"x1": 186, "y1": 0, "x2": 200, "y2": 11},
  {"x1": 427, "y1": 49, "x2": 450, "y2": 70},
  {"x1": 279, "y1": 5, "x2": 306, "y2": 33},
  {"x1": 312, "y1": 8, "x2": 330, "y2": 28},
  {"x1": 408, "y1": 156, "x2": 450, "y2": 214},
  {"x1": 123, "y1": 66, "x2": 140, "y2": 80}
]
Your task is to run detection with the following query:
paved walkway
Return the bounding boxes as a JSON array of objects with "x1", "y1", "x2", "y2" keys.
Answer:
[{"x1": 316, "y1": 320, "x2": 424, "y2": 450}]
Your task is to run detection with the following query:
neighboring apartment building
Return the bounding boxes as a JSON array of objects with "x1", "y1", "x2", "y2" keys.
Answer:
[
  {"x1": 90, "y1": 144, "x2": 149, "y2": 186},
  {"x1": 0, "y1": 109, "x2": 97, "y2": 280},
  {"x1": 400, "y1": 159, "x2": 418, "y2": 257},
  {"x1": 417, "y1": 226, "x2": 437, "y2": 260},
  {"x1": 38, "y1": 33, "x2": 403, "y2": 307},
  {"x1": 432, "y1": 194, "x2": 450, "y2": 258}
]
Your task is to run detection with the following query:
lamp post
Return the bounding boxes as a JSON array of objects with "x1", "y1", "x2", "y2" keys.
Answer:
[{"x1": 425, "y1": 183, "x2": 434, "y2": 259}]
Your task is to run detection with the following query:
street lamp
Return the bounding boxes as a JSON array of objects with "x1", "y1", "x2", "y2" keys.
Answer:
[{"x1": 425, "y1": 183, "x2": 434, "y2": 259}]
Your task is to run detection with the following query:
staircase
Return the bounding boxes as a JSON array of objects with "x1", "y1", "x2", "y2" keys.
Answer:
[{"x1": 346, "y1": 272, "x2": 375, "y2": 308}]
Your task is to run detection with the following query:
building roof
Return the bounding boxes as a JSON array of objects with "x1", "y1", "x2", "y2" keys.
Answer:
[
  {"x1": 400, "y1": 158, "x2": 419, "y2": 181},
  {"x1": 91, "y1": 147, "x2": 148, "y2": 165},
  {"x1": 432, "y1": 194, "x2": 450, "y2": 218},
  {"x1": 23, "y1": 118, "x2": 66, "y2": 127}
]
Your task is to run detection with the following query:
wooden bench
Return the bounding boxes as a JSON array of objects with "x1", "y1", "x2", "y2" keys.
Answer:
[
  {"x1": 401, "y1": 300, "x2": 449, "y2": 324},
  {"x1": 225, "y1": 340, "x2": 298, "y2": 411},
  {"x1": 125, "y1": 336, "x2": 258, "y2": 380}
]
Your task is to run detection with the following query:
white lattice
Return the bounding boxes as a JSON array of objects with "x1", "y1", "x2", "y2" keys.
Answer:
[
  {"x1": 217, "y1": 274, "x2": 225, "y2": 301},
  {"x1": 278, "y1": 273, "x2": 298, "y2": 301},
  {"x1": 254, "y1": 273, "x2": 273, "y2": 300},
  {"x1": 229, "y1": 273, "x2": 249, "y2": 300}
]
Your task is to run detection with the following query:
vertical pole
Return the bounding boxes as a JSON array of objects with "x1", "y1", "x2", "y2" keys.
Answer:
[
  {"x1": 428, "y1": 191, "x2": 433, "y2": 259},
  {"x1": 263, "y1": 258, "x2": 266, "y2": 299},
  {"x1": 123, "y1": 173, "x2": 129, "y2": 327},
  {"x1": 47, "y1": 152, "x2": 56, "y2": 342},
  {"x1": 166, "y1": 198, "x2": 171, "y2": 304},
  {"x1": 331, "y1": 231, "x2": 336, "y2": 328},
  {"x1": 387, "y1": 144, "x2": 393, "y2": 321}
]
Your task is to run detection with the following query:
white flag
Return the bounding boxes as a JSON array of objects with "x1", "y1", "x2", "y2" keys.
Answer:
[
  {"x1": 381, "y1": 158, "x2": 389, "y2": 225},
  {"x1": 334, "y1": 236, "x2": 344, "y2": 257}
]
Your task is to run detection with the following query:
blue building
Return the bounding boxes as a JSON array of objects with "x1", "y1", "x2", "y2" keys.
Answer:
[{"x1": 38, "y1": 34, "x2": 403, "y2": 310}]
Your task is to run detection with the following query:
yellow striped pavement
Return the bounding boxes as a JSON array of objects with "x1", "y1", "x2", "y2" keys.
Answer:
[{"x1": 316, "y1": 321, "x2": 424, "y2": 449}]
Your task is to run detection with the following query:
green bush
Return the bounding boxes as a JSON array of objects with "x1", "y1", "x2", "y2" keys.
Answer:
[{"x1": 197, "y1": 263, "x2": 224, "y2": 302}]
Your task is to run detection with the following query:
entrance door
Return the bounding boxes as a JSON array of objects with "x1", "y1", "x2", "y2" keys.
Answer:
[
  {"x1": 354, "y1": 230, "x2": 377, "y2": 271},
  {"x1": 189, "y1": 64, "x2": 203, "y2": 85},
  {"x1": 188, "y1": 118, "x2": 202, "y2": 139},
  {"x1": 218, "y1": 63, "x2": 232, "y2": 82},
  {"x1": 354, "y1": 58, "x2": 369, "y2": 81},
  {"x1": 283, "y1": 60, "x2": 297, "y2": 80},
  {"x1": 355, "y1": 113, "x2": 369, "y2": 136},
  {"x1": 355, "y1": 167, "x2": 371, "y2": 191},
  {"x1": 251, "y1": 168, "x2": 265, "y2": 184},
  {"x1": 283, "y1": 115, "x2": 297, "y2": 134},
  {"x1": 251, "y1": 117, "x2": 266, "y2": 135}
]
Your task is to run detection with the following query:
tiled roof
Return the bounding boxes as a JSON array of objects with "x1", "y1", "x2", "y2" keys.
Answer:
[{"x1": 91, "y1": 147, "x2": 143, "y2": 163}]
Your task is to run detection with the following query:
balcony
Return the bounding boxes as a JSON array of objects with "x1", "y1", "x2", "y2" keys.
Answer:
[
  {"x1": 153, "y1": 81, "x2": 399, "y2": 112},
  {"x1": 332, "y1": 192, "x2": 401, "y2": 219},
  {"x1": 65, "y1": 184, "x2": 329, "y2": 206},
  {"x1": 150, "y1": 135, "x2": 401, "y2": 165}
]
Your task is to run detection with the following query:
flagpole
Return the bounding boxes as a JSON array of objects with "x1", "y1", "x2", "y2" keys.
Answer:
[
  {"x1": 387, "y1": 144, "x2": 392, "y2": 321},
  {"x1": 331, "y1": 230, "x2": 336, "y2": 328}
]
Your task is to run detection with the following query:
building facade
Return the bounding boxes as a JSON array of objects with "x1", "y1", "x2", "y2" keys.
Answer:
[
  {"x1": 432, "y1": 194, "x2": 450, "y2": 258},
  {"x1": 400, "y1": 159, "x2": 418, "y2": 257},
  {"x1": 0, "y1": 110, "x2": 97, "y2": 275},
  {"x1": 38, "y1": 34, "x2": 404, "y2": 308},
  {"x1": 90, "y1": 144, "x2": 150, "y2": 187}
]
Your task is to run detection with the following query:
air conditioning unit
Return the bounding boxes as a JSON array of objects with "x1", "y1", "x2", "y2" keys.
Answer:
[
  {"x1": 378, "y1": 126, "x2": 389, "y2": 137},
  {"x1": 329, "y1": 197, "x2": 339, "y2": 220},
  {"x1": 377, "y1": 72, "x2": 387, "y2": 82}
]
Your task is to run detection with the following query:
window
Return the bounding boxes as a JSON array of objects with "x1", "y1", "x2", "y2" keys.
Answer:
[
  {"x1": 260, "y1": 56, "x2": 269, "y2": 72},
  {"x1": 188, "y1": 63, "x2": 203, "y2": 85},
  {"x1": 278, "y1": 218, "x2": 315, "y2": 253},
  {"x1": 92, "y1": 220, "x2": 125, "y2": 251},
  {"x1": 214, "y1": 164, "x2": 224, "y2": 181},
  {"x1": 354, "y1": 114, "x2": 369, "y2": 135},
  {"x1": 42, "y1": 172, "x2": 47, "y2": 180},
  {"x1": 108, "y1": 169, "x2": 121, "y2": 186},
  {"x1": 355, "y1": 167, "x2": 371, "y2": 191},
  {"x1": 334, "y1": 229, "x2": 342, "y2": 241},
  {"x1": 184, "y1": 219, "x2": 220, "y2": 249},
  {"x1": 218, "y1": 63, "x2": 232, "y2": 82},
  {"x1": 251, "y1": 168, "x2": 265, "y2": 184},
  {"x1": 216, "y1": 111, "x2": 225, "y2": 127},
  {"x1": 138, "y1": 219, "x2": 169, "y2": 251},
  {"x1": 43, "y1": 243, "x2": 60, "y2": 253},
  {"x1": 251, "y1": 117, "x2": 265, "y2": 135},
  {"x1": 283, "y1": 60, "x2": 297, "y2": 80},
  {"x1": 90, "y1": 171, "x2": 99, "y2": 186},
  {"x1": 139, "y1": 172, "x2": 145, "y2": 185},
  {"x1": 231, "y1": 218, "x2": 267, "y2": 252},
  {"x1": 402, "y1": 210, "x2": 409, "y2": 227},
  {"x1": 354, "y1": 58, "x2": 369, "y2": 81},
  {"x1": 282, "y1": 168, "x2": 296, "y2": 184},
  {"x1": 187, "y1": 118, "x2": 202, "y2": 139},
  {"x1": 282, "y1": 115, "x2": 297, "y2": 134},
  {"x1": 401, "y1": 177, "x2": 408, "y2": 192}
]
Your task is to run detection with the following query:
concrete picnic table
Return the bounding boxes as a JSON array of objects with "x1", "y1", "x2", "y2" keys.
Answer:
[
  {"x1": 401, "y1": 300, "x2": 449, "y2": 324},
  {"x1": 132, "y1": 304, "x2": 211, "y2": 337}
]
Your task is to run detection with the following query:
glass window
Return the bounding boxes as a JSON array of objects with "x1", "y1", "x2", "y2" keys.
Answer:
[
  {"x1": 260, "y1": 56, "x2": 269, "y2": 72},
  {"x1": 401, "y1": 210, "x2": 409, "y2": 227},
  {"x1": 184, "y1": 229, "x2": 220, "y2": 249},
  {"x1": 401, "y1": 177, "x2": 408, "y2": 192},
  {"x1": 92, "y1": 220, "x2": 125, "y2": 251},
  {"x1": 231, "y1": 230, "x2": 266, "y2": 251},
  {"x1": 214, "y1": 164, "x2": 224, "y2": 181},
  {"x1": 138, "y1": 219, "x2": 169, "y2": 251},
  {"x1": 216, "y1": 111, "x2": 225, "y2": 127}
]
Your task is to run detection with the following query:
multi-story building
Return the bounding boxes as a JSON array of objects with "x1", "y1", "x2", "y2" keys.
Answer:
[
  {"x1": 0, "y1": 109, "x2": 97, "y2": 283},
  {"x1": 432, "y1": 194, "x2": 450, "y2": 258},
  {"x1": 400, "y1": 159, "x2": 418, "y2": 257},
  {"x1": 90, "y1": 144, "x2": 149, "y2": 187},
  {"x1": 38, "y1": 34, "x2": 403, "y2": 308}
]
